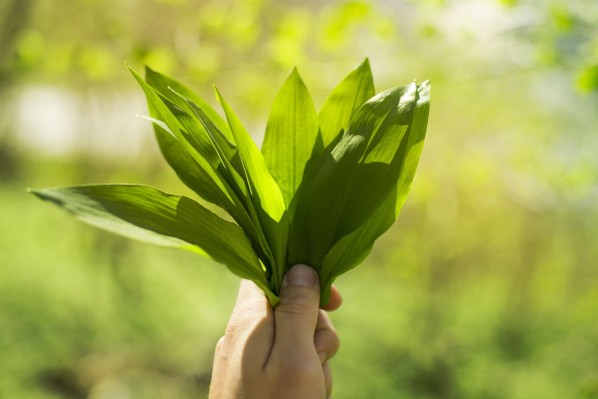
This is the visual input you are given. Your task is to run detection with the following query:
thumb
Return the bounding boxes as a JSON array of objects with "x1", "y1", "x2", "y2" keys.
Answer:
[{"x1": 273, "y1": 264, "x2": 320, "y2": 353}]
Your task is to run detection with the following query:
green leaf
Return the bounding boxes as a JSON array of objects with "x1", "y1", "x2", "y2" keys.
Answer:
[
  {"x1": 289, "y1": 82, "x2": 421, "y2": 273},
  {"x1": 318, "y1": 58, "x2": 375, "y2": 149},
  {"x1": 144, "y1": 65, "x2": 235, "y2": 146},
  {"x1": 130, "y1": 66, "x2": 235, "y2": 209},
  {"x1": 151, "y1": 121, "x2": 224, "y2": 206},
  {"x1": 168, "y1": 87, "x2": 248, "y2": 199},
  {"x1": 134, "y1": 68, "x2": 262, "y2": 248},
  {"x1": 262, "y1": 68, "x2": 319, "y2": 206},
  {"x1": 170, "y1": 87, "x2": 279, "y2": 281},
  {"x1": 33, "y1": 62, "x2": 431, "y2": 307},
  {"x1": 318, "y1": 81, "x2": 431, "y2": 305},
  {"x1": 133, "y1": 67, "x2": 275, "y2": 280},
  {"x1": 215, "y1": 88, "x2": 289, "y2": 292},
  {"x1": 30, "y1": 184, "x2": 279, "y2": 304}
]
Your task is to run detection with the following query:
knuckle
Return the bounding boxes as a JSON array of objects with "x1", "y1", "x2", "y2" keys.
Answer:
[
  {"x1": 315, "y1": 330, "x2": 341, "y2": 357},
  {"x1": 279, "y1": 357, "x2": 321, "y2": 381},
  {"x1": 316, "y1": 310, "x2": 333, "y2": 330},
  {"x1": 224, "y1": 321, "x2": 239, "y2": 341},
  {"x1": 277, "y1": 289, "x2": 317, "y2": 316},
  {"x1": 224, "y1": 316, "x2": 250, "y2": 338},
  {"x1": 215, "y1": 336, "x2": 226, "y2": 353},
  {"x1": 330, "y1": 334, "x2": 340, "y2": 355},
  {"x1": 222, "y1": 318, "x2": 245, "y2": 346},
  {"x1": 276, "y1": 300, "x2": 312, "y2": 316}
]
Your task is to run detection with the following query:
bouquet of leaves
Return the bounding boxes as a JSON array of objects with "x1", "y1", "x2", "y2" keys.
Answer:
[{"x1": 32, "y1": 60, "x2": 430, "y2": 306}]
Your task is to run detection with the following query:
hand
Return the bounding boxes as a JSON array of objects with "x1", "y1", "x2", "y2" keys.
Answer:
[{"x1": 209, "y1": 264, "x2": 342, "y2": 399}]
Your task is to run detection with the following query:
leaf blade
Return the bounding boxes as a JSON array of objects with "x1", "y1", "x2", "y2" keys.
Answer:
[
  {"x1": 170, "y1": 87, "x2": 282, "y2": 281},
  {"x1": 130, "y1": 66, "x2": 237, "y2": 210},
  {"x1": 262, "y1": 69, "x2": 319, "y2": 205},
  {"x1": 31, "y1": 184, "x2": 278, "y2": 303},
  {"x1": 144, "y1": 65, "x2": 235, "y2": 145},
  {"x1": 215, "y1": 88, "x2": 289, "y2": 291},
  {"x1": 289, "y1": 82, "x2": 422, "y2": 271},
  {"x1": 318, "y1": 81, "x2": 431, "y2": 304},
  {"x1": 318, "y1": 58, "x2": 375, "y2": 148}
]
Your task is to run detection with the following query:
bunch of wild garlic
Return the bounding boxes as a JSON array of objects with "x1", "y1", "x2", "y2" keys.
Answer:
[{"x1": 32, "y1": 60, "x2": 430, "y2": 306}]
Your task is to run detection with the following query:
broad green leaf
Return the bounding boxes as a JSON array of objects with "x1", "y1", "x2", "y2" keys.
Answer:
[
  {"x1": 318, "y1": 58, "x2": 375, "y2": 149},
  {"x1": 215, "y1": 88, "x2": 289, "y2": 291},
  {"x1": 262, "y1": 69, "x2": 319, "y2": 205},
  {"x1": 30, "y1": 184, "x2": 279, "y2": 304},
  {"x1": 318, "y1": 81, "x2": 431, "y2": 305},
  {"x1": 390, "y1": 81, "x2": 430, "y2": 215},
  {"x1": 289, "y1": 83, "x2": 420, "y2": 271}
]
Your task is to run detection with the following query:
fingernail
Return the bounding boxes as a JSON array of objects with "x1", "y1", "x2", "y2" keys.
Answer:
[{"x1": 285, "y1": 265, "x2": 318, "y2": 288}]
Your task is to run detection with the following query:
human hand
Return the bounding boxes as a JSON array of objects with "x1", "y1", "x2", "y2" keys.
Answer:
[{"x1": 209, "y1": 264, "x2": 342, "y2": 399}]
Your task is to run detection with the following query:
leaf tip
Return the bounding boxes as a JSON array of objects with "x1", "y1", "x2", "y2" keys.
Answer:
[
  {"x1": 418, "y1": 80, "x2": 431, "y2": 102},
  {"x1": 289, "y1": 66, "x2": 303, "y2": 80},
  {"x1": 125, "y1": 61, "x2": 139, "y2": 75},
  {"x1": 125, "y1": 64, "x2": 134, "y2": 75},
  {"x1": 28, "y1": 187, "x2": 50, "y2": 201},
  {"x1": 28, "y1": 187, "x2": 45, "y2": 196},
  {"x1": 127, "y1": 64, "x2": 143, "y2": 82},
  {"x1": 212, "y1": 85, "x2": 224, "y2": 105}
]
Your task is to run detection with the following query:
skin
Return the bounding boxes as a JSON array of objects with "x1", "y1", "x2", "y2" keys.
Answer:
[{"x1": 209, "y1": 264, "x2": 342, "y2": 399}]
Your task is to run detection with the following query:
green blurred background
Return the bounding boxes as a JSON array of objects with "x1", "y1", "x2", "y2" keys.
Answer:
[{"x1": 1, "y1": 0, "x2": 597, "y2": 397}]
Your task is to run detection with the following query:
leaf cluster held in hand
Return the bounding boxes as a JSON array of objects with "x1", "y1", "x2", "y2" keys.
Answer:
[{"x1": 32, "y1": 59, "x2": 430, "y2": 306}]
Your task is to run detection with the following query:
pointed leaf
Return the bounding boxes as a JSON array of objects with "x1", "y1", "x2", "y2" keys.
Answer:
[
  {"x1": 215, "y1": 88, "x2": 289, "y2": 291},
  {"x1": 168, "y1": 88, "x2": 248, "y2": 198},
  {"x1": 318, "y1": 58, "x2": 375, "y2": 148},
  {"x1": 171, "y1": 87, "x2": 280, "y2": 279},
  {"x1": 318, "y1": 81, "x2": 431, "y2": 305},
  {"x1": 30, "y1": 184, "x2": 278, "y2": 302},
  {"x1": 144, "y1": 66, "x2": 235, "y2": 146},
  {"x1": 262, "y1": 69, "x2": 319, "y2": 205},
  {"x1": 289, "y1": 83, "x2": 420, "y2": 270},
  {"x1": 130, "y1": 67, "x2": 236, "y2": 209},
  {"x1": 152, "y1": 122, "x2": 224, "y2": 206},
  {"x1": 133, "y1": 68, "x2": 266, "y2": 255}
]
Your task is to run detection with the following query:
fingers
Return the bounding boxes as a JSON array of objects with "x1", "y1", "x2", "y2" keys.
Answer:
[
  {"x1": 321, "y1": 285, "x2": 343, "y2": 311},
  {"x1": 314, "y1": 310, "x2": 340, "y2": 364},
  {"x1": 218, "y1": 279, "x2": 274, "y2": 366},
  {"x1": 323, "y1": 361, "x2": 333, "y2": 399},
  {"x1": 226, "y1": 280, "x2": 271, "y2": 337},
  {"x1": 272, "y1": 265, "x2": 321, "y2": 354},
  {"x1": 315, "y1": 306, "x2": 340, "y2": 399},
  {"x1": 233, "y1": 279, "x2": 269, "y2": 316}
]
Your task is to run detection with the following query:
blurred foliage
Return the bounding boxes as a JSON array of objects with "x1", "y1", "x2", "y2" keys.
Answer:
[{"x1": 1, "y1": 0, "x2": 598, "y2": 398}]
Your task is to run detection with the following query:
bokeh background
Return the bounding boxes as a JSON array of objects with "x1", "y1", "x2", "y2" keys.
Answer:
[{"x1": 1, "y1": 0, "x2": 598, "y2": 397}]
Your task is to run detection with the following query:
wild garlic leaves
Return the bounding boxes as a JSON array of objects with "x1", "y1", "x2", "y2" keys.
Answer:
[{"x1": 32, "y1": 60, "x2": 430, "y2": 306}]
